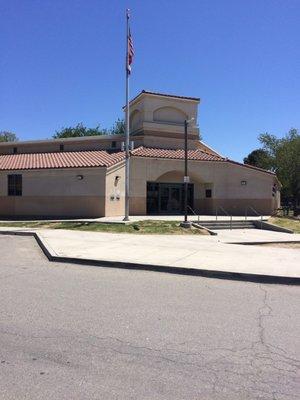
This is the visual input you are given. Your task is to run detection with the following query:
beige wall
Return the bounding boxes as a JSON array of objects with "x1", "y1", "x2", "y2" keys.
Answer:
[
  {"x1": 0, "y1": 158, "x2": 279, "y2": 218},
  {"x1": 0, "y1": 196, "x2": 105, "y2": 218},
  {"x1": 0, "y1": 136, "x2": 125, "y2": 155},
  {"x1": 141, "y1": 132, "x2": 199, "y2": 150},
  {"x1": 128, "y1": 93, "x2": 200, "y2": 143},
  {"x1": 129, "y1": 93, "x2": 199, "y2": 130},
  {"x1": 129, "y1": 157, "x2": 279, "y2": 215},
  {"x1": 0, "y1": 167, "x2": 107, "y2": 217},
  {"x1": 105, "y1": 162, "x2": 126, "y2": 217}
]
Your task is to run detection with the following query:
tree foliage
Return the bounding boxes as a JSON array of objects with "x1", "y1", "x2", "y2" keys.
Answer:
[
  {"x1": 0, "y1": 131, "x2": 18, "y2": 142},
  {"x1": 53, "y1": 119, "x2": 126, "y2": 139},
  {"x1": 245, "y1": 128, "x2": 300, "y2": 208},
  {"x1": 261, "y1": 129, "x2": 300, "y2": 207},
  {"x1": 109, "y1": 118, "x2": 125, "y2": 135},
  {"x1": 53, "y1": 123, "x2": 107, "y2": 139},
  {"x1": 243, "y1": 149, "x2": 273, "y2": 171}
]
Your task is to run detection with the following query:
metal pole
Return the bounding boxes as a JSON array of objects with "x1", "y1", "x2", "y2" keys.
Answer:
[
  {"x1": 123, "y1": 10, "x2": 130, "y2": 221},
  {"x1": 184, "y1": 120, "x2": 188, "y2": 224},
  {"x1": 180, "y1": 119, "x2": 191, "y2": 228}
]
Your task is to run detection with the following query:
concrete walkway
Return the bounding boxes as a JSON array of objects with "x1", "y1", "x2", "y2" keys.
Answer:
[
  {"x1": 212, "y1": 228, "x2": 299, "y2": 243},
  {"x1": 93, "y1": 215, "x2": 270, "y2": 223},
  {"x1": 1, "y1": 227, "x2": 299, "y2": 282},
  {"x1": 0, "y1": 215, "x2": 269, "y2": 224}
]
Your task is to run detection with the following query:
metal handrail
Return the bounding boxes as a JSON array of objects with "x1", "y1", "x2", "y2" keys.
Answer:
[
  {"x1": 216, "y1": 206, "x2": 233, "y2": 230},
  {"x1": 187, "y1": 205, "x2": 200, "y2": 222},
  {"x1": 245, "y1": 206, "x2": 263, "y2": 229}
]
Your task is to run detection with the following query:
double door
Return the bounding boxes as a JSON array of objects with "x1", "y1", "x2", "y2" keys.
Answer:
[{"x1": 147, "y1": 182, "x2": 194, "y2": 215}]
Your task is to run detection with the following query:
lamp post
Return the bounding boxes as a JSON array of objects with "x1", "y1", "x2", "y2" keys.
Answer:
[{"x1": 180, "y1": 118, "x2": 194, "y2": 228}]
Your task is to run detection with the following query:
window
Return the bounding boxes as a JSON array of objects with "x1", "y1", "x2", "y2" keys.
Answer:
[
  {"x1": 111, "y1": 141, "x2": 116, "y2": 148},
  {"x1": 60, "y1": 144, "x2": 64, "y2": 152},
  {"x1": 205, "y1": 189, "x2": 212, "y2": 198},
  {"x1": 13, "y1": 147, "x2": 17, "y2": 154},
  {"x1": 8, "y1": 174, "x2": 22, "y2": 196}
]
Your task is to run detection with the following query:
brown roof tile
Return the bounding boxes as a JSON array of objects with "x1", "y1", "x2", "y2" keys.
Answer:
[
  {"x1": 0, "y1": 150, "x2": 125, "y2": 171},
  {"x1": 131, "y1": 147, "x2": 275, "y2": 175},
  {"x1": 131, "y1": 146, "x2": 225, "y2": 161},
  {"x1": 0, "y1": 146, "x2": 275, "y2": 176}
]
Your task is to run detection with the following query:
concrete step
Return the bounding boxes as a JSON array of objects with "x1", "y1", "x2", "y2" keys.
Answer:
[
  {"x1": 199, "y1": 221, "x2": 257, "y2": 230},
  {"x1": 206, "y1": 226, "x2": 256, "y2": 230},
  {"x1": 199, "y1": 222, "x2": 255, "y2": 225},
  {"x1": 201, "y1": 224, "x2": 256, "y2": 228}
]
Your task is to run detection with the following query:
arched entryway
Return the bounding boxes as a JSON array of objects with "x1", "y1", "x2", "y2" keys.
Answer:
[{"x1": 146, "y1": 171, "x2": 199, "y2": 215}]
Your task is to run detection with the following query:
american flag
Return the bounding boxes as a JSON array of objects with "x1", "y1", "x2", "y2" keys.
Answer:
[{"x1": 127, "y1": 28, "x2": 134, "y2": 74}]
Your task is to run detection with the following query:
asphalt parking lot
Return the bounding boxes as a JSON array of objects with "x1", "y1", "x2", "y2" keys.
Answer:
[{"x1": 0, "y1": 235, "x2": 299, "y2": 400}]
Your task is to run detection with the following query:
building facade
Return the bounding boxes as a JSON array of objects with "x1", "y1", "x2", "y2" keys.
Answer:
[{"x1": 0, "y1": 91, "x2": 280, "y2": 218}]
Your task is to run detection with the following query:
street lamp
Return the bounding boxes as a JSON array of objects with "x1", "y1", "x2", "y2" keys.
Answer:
[{"x1": 180, "y1": 117, "x2": 194, "y2": 228}]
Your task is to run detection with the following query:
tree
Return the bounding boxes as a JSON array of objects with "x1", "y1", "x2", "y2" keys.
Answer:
[
  {"x1": 246, "y1": 128, "x2": 300, "y2": 211},
  {"x1": 0, "y1": 131, "x2": 18, "y2": 142},
  {"x1": 243, "y1": 149, "x2": 273, "y2": 170},
  {"x1": 258, "y1": 133, "x2": 279, "y2": 158},
  {"x1": 268, "y1": 129, "x2": 300, "y2": 209},
  {"x1": 109, "y1": 118, "x2": 125, "y2": 135},
  {"x1": 53, "y1": 123, "x2": 107, "y2": 139}
]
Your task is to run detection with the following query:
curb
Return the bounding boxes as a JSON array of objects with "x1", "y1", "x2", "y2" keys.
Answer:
[
  {"x1": 1, "y1": 230, "x2": 300, "y2": 286},
  {"x1": 228, "y1": 240, "x2": 300, "y2": 245}
]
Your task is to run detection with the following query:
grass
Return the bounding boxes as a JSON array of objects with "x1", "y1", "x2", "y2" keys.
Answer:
[
  {"x1": 1, "y1": 216, "x2": 299, "y2": 235},
  {"x1": 0, "y1": 220, "x2": 208, "y2": 235},
  {"x1": 269, "y1": 216, "x2": 300, "y2": 234}
]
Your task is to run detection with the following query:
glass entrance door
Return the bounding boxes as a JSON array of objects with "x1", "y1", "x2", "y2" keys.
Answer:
[
  {"x1": 160, "y1": 185, "x2": 182, "y2": 214},
  {"x1": 147, "y1": 182, "x2": 194, "y2": 215}
]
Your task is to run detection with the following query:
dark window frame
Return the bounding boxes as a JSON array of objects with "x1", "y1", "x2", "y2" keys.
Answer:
[
  {"x1": 8, "y1": 174, "x2": 22, "y2": 196},
  {"x1": 205, "y1": 189, "x2": 212, "y2": 198}
]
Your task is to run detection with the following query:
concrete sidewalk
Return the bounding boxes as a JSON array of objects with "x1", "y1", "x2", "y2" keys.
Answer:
[
  {"x1": 211, "y1": 228, "x2": 299, "y2": 243},
  {"x1": 1, "y1": 227, "x2": 299, "y2": 283},
  {"x1": 0, "y1": 215, "x2": 269, "y2": 224}
]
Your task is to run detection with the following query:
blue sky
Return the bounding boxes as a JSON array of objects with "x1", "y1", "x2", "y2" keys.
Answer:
[{"x1": 1, "y1": 0, "x2": 299, "y2": 161}]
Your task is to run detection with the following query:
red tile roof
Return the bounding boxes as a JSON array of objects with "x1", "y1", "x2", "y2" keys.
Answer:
[
  {"x1": 131, "y1": 146, "x2": 225, "y2": 161},
  {"x1": 0, "y1": 146, "x2": 275, "y2": 176},
  {"x1": 0, "y1": 150, "x2": 125, "y2": 171},
  {"x1": 131, "y1": 147, "x2": 275, "y2": 175}
]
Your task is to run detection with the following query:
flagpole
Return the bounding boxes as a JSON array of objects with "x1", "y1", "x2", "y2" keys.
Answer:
[{"x1": 124, "y1": 9, "x2": 130, "y2": 221}]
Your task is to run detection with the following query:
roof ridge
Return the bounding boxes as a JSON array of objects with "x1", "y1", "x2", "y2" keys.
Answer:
[
  {"x1": 141, "y1": 90, "x2": 200, "y2": 101},
  {"x1": 128, "y1": 90, "x2": 200, "y2": 106}
]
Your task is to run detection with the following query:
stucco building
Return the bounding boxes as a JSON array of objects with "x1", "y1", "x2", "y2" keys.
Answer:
[{"x1": 0, "y1": 91, "x2": 280, "y2": 218}]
